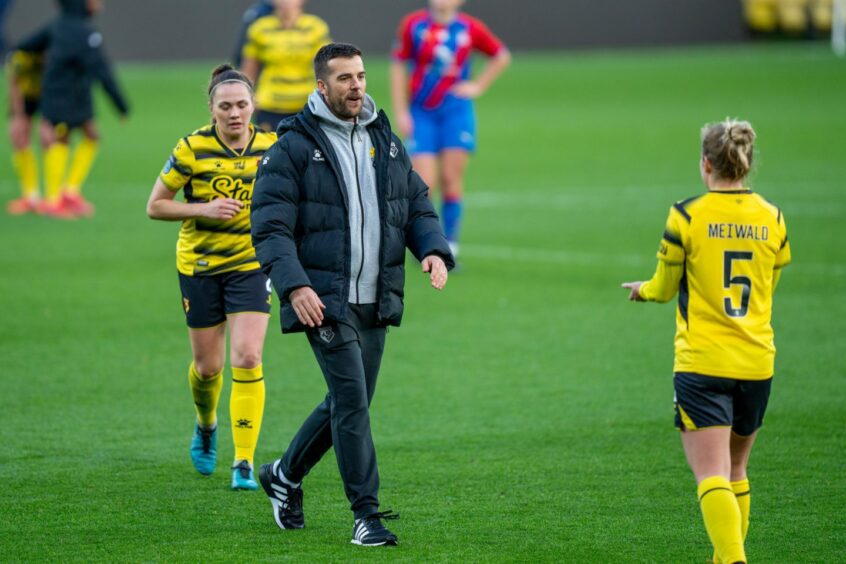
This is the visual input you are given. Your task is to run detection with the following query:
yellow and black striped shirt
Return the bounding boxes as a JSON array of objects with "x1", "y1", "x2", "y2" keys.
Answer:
[
  {"x1": 7, "y1": 49, "x2": 44, "y2": 99},
  {"x1": 160, "y1": 124, "x2": 277, "y2": 276},
  {"x1": 242, "y1": 13, "x2": 331, "y2": 113}
]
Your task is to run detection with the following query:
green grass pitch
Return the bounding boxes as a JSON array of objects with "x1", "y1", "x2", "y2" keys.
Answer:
[{"x1": 1, "y1": 44, "x2": 844, "y2": 562}]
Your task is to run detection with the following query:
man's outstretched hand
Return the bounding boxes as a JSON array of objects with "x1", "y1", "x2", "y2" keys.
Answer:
[{"x1": 422, "y1": 255, "x2": 448, "y2": 291}]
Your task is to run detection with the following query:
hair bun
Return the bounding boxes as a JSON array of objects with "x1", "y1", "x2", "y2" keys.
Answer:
[
  {"x1": 727, "y1": 121, "x2": 755, "y2": 146},
  {"x1": 207, "y1": 63, "x2": 253, "y2": 97},
  {"x1": 211, "y1": 63, "x2": 235, "y2": 79},
  {"x1": 701, "y1": 118, "x2": 756, "y2": 182}
]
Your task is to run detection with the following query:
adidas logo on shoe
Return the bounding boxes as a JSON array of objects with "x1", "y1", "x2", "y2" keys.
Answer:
[
  {"x1": 351, "y1": 511, "x2": 399, "y2": 546},
  {"x1": 258, "y1": 460, "x2": 304, "y2": 529}
]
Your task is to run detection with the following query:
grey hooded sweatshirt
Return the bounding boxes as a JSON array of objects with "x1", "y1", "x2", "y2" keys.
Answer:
[{"x1": 308, "y1": 89, "x2": 381, "y2": 304}]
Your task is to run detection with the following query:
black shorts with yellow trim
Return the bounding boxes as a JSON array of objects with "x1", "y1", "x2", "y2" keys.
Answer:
[
  {"x1": 178, "y1": 269, "x2": 271, "y2": 329},
  {"x1": 253, "y1": 109, "x2": 295, "y2": 132},
  {"x1": 673, "y1": 372, "x2": 772, "y2": 436},
  {"x1": 46, "y1": 117, "x2": 88, "y2": 139}
]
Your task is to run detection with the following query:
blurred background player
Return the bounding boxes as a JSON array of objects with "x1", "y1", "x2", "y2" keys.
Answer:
[
  {"x1": 5, "y1": 27, "x2": 45, "y2": 215},
  {"x1": 146, "y1": 64, "x2": 277, "y2": 491},
  {"x1": 390, "y1": 0, "x2": 510, "y2": 259},
  {"x1": 36, "y1": 0, "x2": 129, "y2": 219},
  {"x1": 622, "y1": 119, "x2": 791, "y2": 564},
  {"x1": 240, "y1": 0, "x2": 330, "y2": 132},
  {"x1": 231, "y1": 0, "x2": 273, "y2": 68}
]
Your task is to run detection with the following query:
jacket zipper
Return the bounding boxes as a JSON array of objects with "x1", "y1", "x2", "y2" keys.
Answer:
[
  {"x1": 351, "y1": 123, "x2": 366, "y2": 305},
  {"x1": 300, "y1": 116, "x2": 352, "y2": 313},
  {"x1": 374, "y1": 127, "x2": 388, "y2": 325}
]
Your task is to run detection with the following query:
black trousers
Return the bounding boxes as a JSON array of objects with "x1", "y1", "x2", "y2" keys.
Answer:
[{"x1": 280, "y1": 303, "x2": 386, "y2": 519}]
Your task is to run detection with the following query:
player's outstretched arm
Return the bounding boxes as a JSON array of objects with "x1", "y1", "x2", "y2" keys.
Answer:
[{"x1": 622, "y1": 261, "x2": 683, "y2": 303}]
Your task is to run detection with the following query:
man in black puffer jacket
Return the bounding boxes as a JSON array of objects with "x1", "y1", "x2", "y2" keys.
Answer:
[{"x1": 251, "y1": 43, "x2": 453, "y2": 547}]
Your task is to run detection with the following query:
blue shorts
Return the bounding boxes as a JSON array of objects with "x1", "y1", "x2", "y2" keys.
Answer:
[{"x1": 408, "y1": 97, "x2": 476, "y2": 155}]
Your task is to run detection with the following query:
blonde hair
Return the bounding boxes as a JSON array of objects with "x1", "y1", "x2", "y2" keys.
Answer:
[{"x1": 700, "y1": 118, "x2": 756, "y2": 182}]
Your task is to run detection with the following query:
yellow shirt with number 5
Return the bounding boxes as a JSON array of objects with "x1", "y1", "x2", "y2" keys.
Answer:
[{"x1": 640, "y1": 190, "x2": 791, "y2": 380}]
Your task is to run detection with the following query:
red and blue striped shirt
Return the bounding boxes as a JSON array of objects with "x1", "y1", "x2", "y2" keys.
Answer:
[{"x1": 393, "y1": 9, "x2": 505, "y2": 110}]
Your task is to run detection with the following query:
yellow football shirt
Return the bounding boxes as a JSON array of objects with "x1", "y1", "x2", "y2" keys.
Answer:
[
  {"x1": 159, "y1": 124, "x2": 277, "y2": 276},
  {"x1": 242, "y1": 13, "x2": 331, "y2": 113},
  {"x1": 8, "y1": 49, "x2": 43, "y2": 99},
  {"x1": 652, "y1": 190, "x2": 791, "y2": 380}
]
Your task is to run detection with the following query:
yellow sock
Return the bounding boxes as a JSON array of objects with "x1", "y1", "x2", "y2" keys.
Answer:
[
  {"x1": 64, "y1": 137, "x2": 99, "y2": 195},
  {"x1": 230, "y1": 364, "x2": 265, "y2": 465},
  {"x1": 188, "y1": 362, "x2": 223, "y2": 429},
  {"x1": 732, "y1": 479, "x2": 751, "y2": 541},
  {"x1": 44, "y1": 143, "x2": 70, "y2": 202},
  {"x1": 713, "y1": 479, "x2": 751, "y2": 562},
  {"x1": 12, "y1": 148, "x2": 39, "y2": 197},
  {"x1": 699, "y1": 476, "x2": 746, "y2": 564}
]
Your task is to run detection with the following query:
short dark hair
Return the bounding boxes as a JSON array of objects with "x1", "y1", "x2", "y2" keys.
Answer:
[{"x1": 314, "y1": 43, "x2": 363, "y2": 81}]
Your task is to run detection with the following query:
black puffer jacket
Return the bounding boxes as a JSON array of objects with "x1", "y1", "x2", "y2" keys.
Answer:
[
  {"x1": 251, "y1": 105, "x2": 454, "y2": 333},
  {"x1": 20, "y1": 0, "x2": 130, "y2": 125}
]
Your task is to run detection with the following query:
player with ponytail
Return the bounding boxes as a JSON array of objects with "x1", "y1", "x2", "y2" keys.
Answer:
[
  {"x1": 146, "y1": 64, "x2": 277, "y2": 491},
  {"x1": 622, "y1": 119, "x2": 791, "y2": 563}
]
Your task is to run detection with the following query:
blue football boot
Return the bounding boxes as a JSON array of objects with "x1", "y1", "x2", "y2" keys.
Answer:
[
  {"x1": 231, "y1": 460, "x2": 258, "y2": 490},
  {"x1": 190, "y1": 423, "x2": 217, "y2": 475}
]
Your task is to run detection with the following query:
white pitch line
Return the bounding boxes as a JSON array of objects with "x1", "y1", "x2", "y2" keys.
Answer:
[
  {"x1": 460, "y1": 244, "x2": 648, "y2": 268},
  {"x1": 464, "y1": 190, "x2": 653, "y2": 211},
  {"x1": 460, "y1": 244, "x2": 846, "y2": 277},
  {"x1": 464, "y1": 191, "x2": 846, "y2": 218}
]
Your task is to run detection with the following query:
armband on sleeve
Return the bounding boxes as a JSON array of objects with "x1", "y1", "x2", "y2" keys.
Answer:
[{"x1": 656, "y1": 206, "x2": 687, "y2": 265}]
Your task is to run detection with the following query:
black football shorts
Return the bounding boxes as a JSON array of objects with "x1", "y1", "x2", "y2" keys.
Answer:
[
  {"x1": 178, "y1": 269, "x2": 271, "y2": 329},
  {"x1": 673, "y1": 372, "x2": 772, "y2": 436}
]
